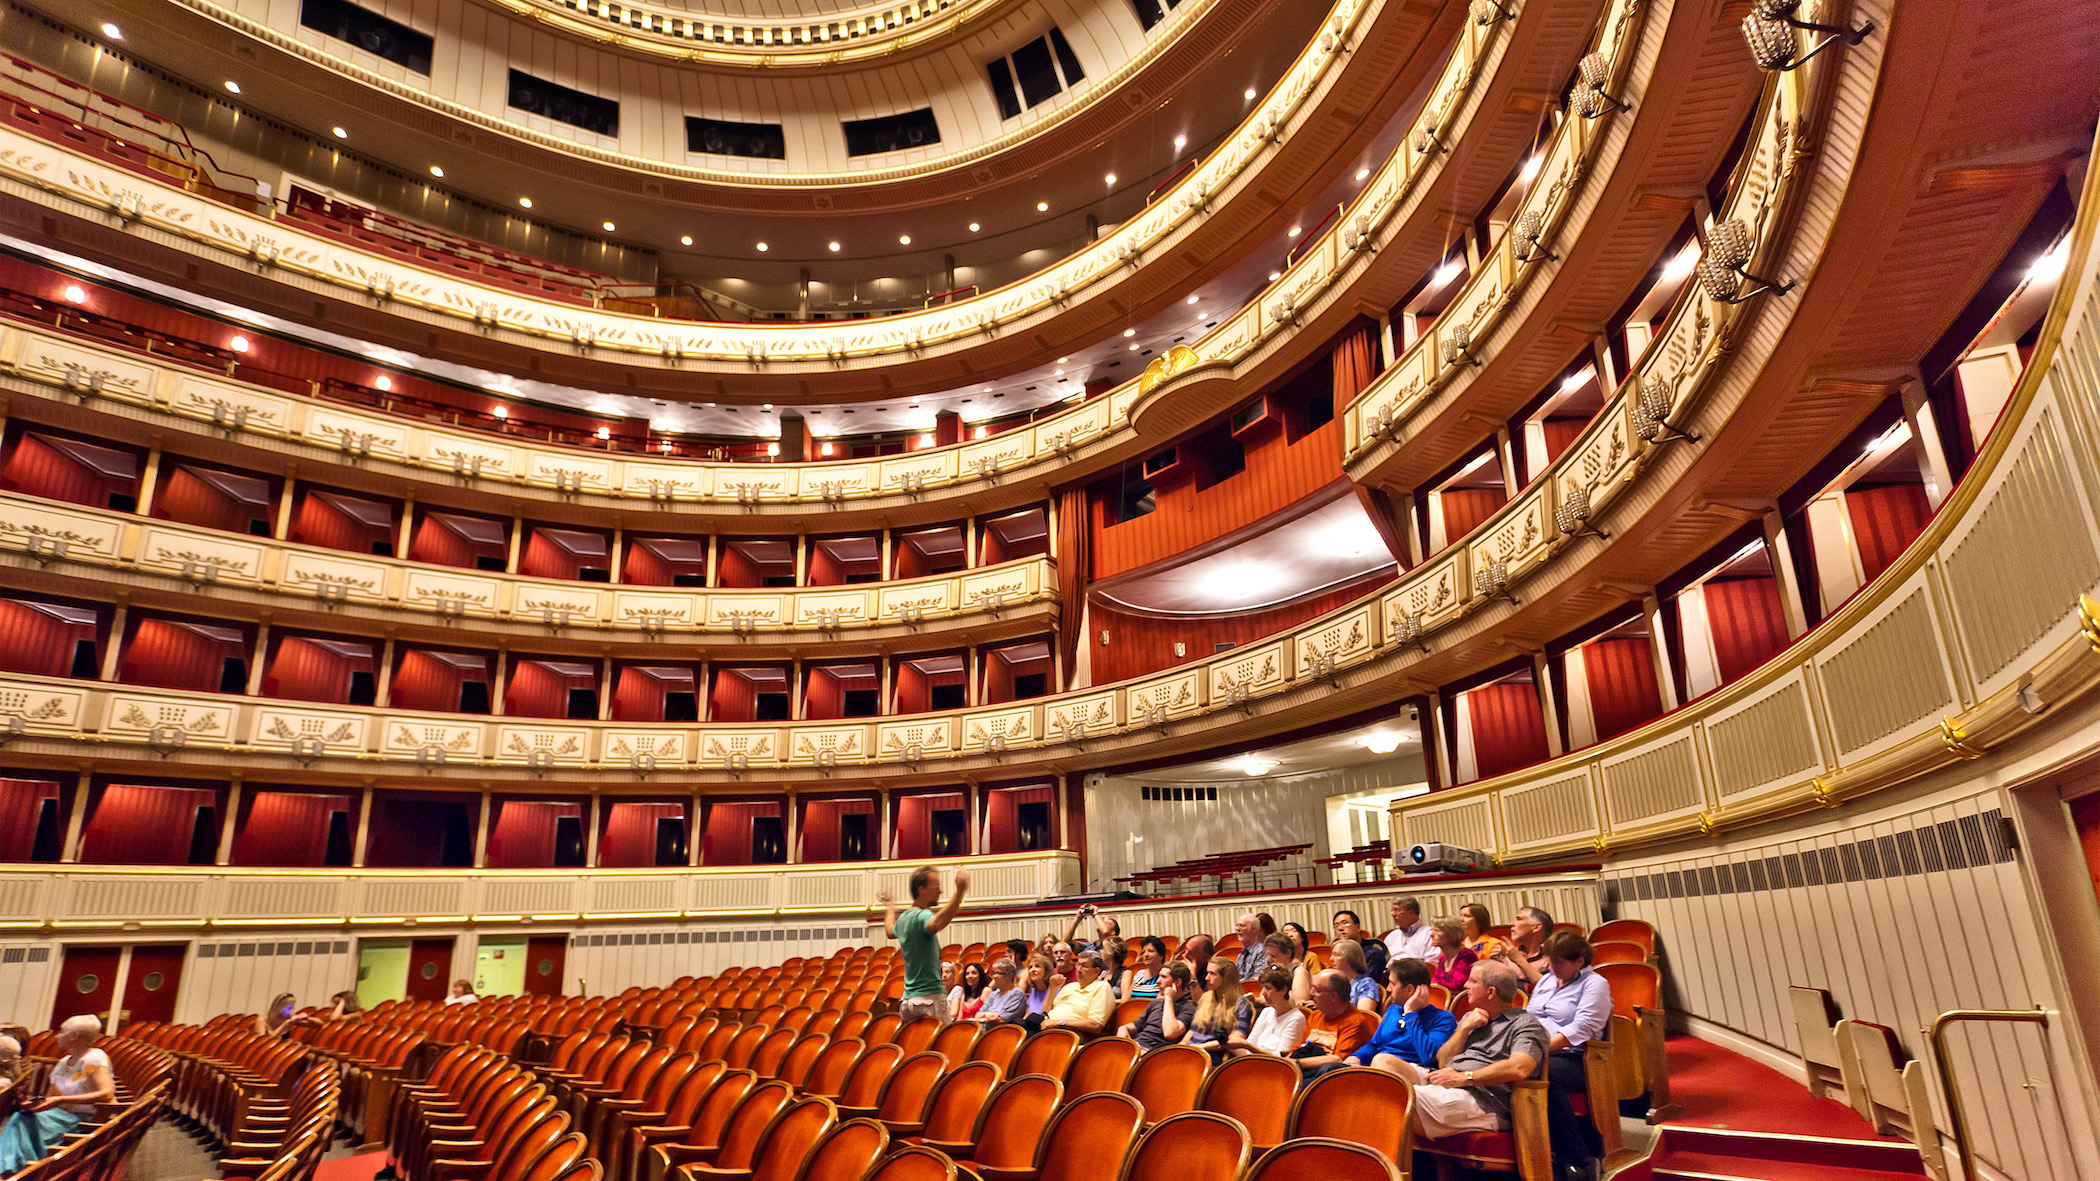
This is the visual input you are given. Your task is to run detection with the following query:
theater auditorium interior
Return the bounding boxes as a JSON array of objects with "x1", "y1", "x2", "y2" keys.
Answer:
[{"x1": 0, "y1": 0, "x2": 2092, "y2": 1178}]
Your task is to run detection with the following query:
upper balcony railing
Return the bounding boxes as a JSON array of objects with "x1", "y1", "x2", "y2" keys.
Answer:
[{"x1": 472, "y1": 0, "x2": 1008, "y2": 67}]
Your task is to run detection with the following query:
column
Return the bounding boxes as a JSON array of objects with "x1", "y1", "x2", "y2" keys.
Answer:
[
  {"x1": 705, "y1": 535, "x2": 720, "y2": 587},
  {"x1": 598, "y1": 657, "x2": 614, "y2": 720},
  {"x1": 880, "y1": 529, "x2": 893, "y2": 581},
  {"x1": 60, "y1": 770, "x2": 91, "y2": 863},
  {"x1": 586, "y1": 792, "x2": 602, "y2": 868},
  {"x1": 795, "y1": 534, "x2": 808, "y2": 586},
  {"x1": 1643, "y1": 592, "x2": 1681, "y2": 711},
  {"x1": 1592, "y1": 334, "x2": 1620, "y2": 394},
  {"x1": 1762, "y1": 510, "x2": 1811, "y2": 639},
  {"x1": 99, "y1": 602, "x2": 129, "y2": 680},
  {"x1": 1902, "y1": 377, "x2": 1957, "y2": 508},
  {"x1": 396, "y1": 494, "x2": 416, "y2": 559},
  {"x1": 245, "y1": 621, "x2": 271, "y2": 695},
  {"x1": 1399, "y1": 494, "x2": 1425, "y2": 565},
  {"x1": 609, "y1": 524, "x2": 626, "y2": 582},
  {"x1": 1497, "y1": 428, "x2": 1521, "y2": 497},
  {"x1": 473, "y1": 788, "x2": 492, "y2": 868},
  {"x1": 352, "y1": 785, "x2": 374, "y2": 867},
  {"x1": 375, "y1": 635, "x2": 397, "y2": 707},
  {"x1": 879, "y1": 789, "x2": 893, "y2": 860},
  {"x1": 492, "y1": 649, "x2": 508, "y2": 716},
  {"x1": 1425, "y1": 692, "x2": 1454, "y2": 790},
  {"x1": 966, "y1": 646, "x2": 981, "y2": 706},
  {"x1": 1377, "y1": 314, "x2": 1397, "y2": 369},
  {"x1": 689, "y1": 793, "x2": 705, "y2": 866},
  {"x1": 965, "y1": 518, "x2": 979, "y2": 569},
  {"x1": 965, "y1": 781, "x2": 978, "y2": 856},
  {"x1": 506, "y1": 517, "x2": 524, "y2": 574},
  {"x1": 1532, "y1": 652, "x2": 1565, "y2": 757},
  {"x1": 274, "y1": 472, "x2": 297, "y2": 540},
  {"x1": 216, "y1": 779, "x2": 243, "y2": 865},
  {"x1": 786, "y1": 791, "x2": 800, "y2": 864},
  {"x1": 791, "y1": 659, "x2": 805, "y2": 720},
  {"x1": 134, "y1": 447, "x2": 163, "y2": 517}
]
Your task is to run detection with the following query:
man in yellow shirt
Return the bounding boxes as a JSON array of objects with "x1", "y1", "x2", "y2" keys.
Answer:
[{"x1": 1039, "y1": 949, "x2": 1115, "y2": 1038}]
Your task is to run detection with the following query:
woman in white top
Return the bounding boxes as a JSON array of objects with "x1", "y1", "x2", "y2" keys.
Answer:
[
  {"x1": 1225, "y1": 967, "x2": 1307, "y2": 1057},
  {"x1": 0, "y1": 1015, "x2": 116, "y2": 1172},
  {"x1": 444, "y1": 980, "x2": 480, "y2": 1006}
]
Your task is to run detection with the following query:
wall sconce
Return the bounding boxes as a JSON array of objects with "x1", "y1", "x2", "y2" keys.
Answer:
[
  {"x1": 1696, "y1": 219, "x2": 1794, "y2": 304},
  {"x1": 1099, "y1": 630, "x2": 1111, "y2": 646},
  {"x1": 1742, "y1": 0, "x2": 1872, "y2": 71},
  {"x1": 1173, "y1": 642, "x2": 1187, "y2": 658}
]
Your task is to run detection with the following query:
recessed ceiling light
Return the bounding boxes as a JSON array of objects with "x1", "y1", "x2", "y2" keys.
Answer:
[
  {"x1": 492, "y1": 406, "x2": 508, "y2": 418},
  {"x1": 596, "y1": 426, "x2": 611, "y2": 440},
  {"x1": 229, "y1": 335, "x2": 250, "y2": 353},
  {"x1": 1054, "y1": 368, "x2": 1065, "y2": 375},
  {"x1": 1519, "y1": 154, "x2": 1544, "y2": 183},
  {"x1": 1174, "y1": 134, "x2": 1187, "y2": 149},
  {"x1": 1057, "y1": 356, "x2": 1070, "y2": 363},
  {"x1": 969, "y1": 222, "x2": 981, "y2": 232},
  {"x1": 100, "y1": 22, "x2": 122, "y2": 38},
  {"x1": 762, "y1": 404, "x2": 774, "y2": 410},
  {"x1": 828, "y1": 241, "x2": 841, "y2": 251},
  {"x1": 374, "y1": 375, "x2": 393, "y2": 391},
  {"x1": 1288, "y1": 227, "x2": 1302, "y2": 238},
  {"x1": 517, "y1": 197, "x2": 532, "y2": 208},
  {"x1": 603, "y1": 221, "x2": 616, "y2": 231},
  {"x1": 224, "y1": 80, "x2": 242, "y2": 94},
  {"x1": 682, "y1": 235, "x2": 694, "y2": 246},
  {"x1": 756, "y1": 242, "x2": 768, "y2": 251},
  {"x1": 62, "y1": 285, "x2": 86, "y2": 303},
  {"x1": 766, "y1": 442, "x2": 780, "y2": 457},
  {"x1": 1244, "y1": 87, "x2": 1257, "y2": 100},
  {"x1": 1128, "y1": 342, "x2": 1140, "y2": 351},
  {"x1": 1186, "y1": 294, "x2": 1200, "y2": 304},
  {"x1": 1123, "y1": 328, "x2": 1136, "y2": 337},
  {"x1": 1358, "y1": 732, "x2": 1405, "y2": 755},
  {"x1": 899, "y1": 235, "x2": 912, "y2": 245},
  {"x1": 1268, "y1": 271, "x2": 1282, "y2": 281},
  {"x1": 1433, "y1": 260, "x2": 1464, "y2": 286},
  {"x1": 1104, "y1": 173, "x2": 1116, "y2": 185},
  {"x1": 332, "y1": 126, "x2": 348, "y2": 139},
  {"x1": 1037, "y1": 202, "x2": 1049, "y2": 212},
  {"x1": 1356, "y1": 167, "x2": 1371, "y2": 181},
  {"x1": 429, "y1": 165, "x2": 444, "y2": 177}
]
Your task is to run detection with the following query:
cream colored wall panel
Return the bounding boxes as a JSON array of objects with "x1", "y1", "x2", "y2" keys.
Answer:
[
  {"x1": 101, "y1": 693, "x2": 237, "y2": 747},
  {"x1": 523, "y1": 450, "x2": 615, "y2": 491},
  {"x1": 1812, "y1": 576, "x2": 1961, "y2": 759},
  {"x1": 358, "y1": 877, "x2": 469, "y2": 917},
  {"x1": 1298, "y1": 603, "x2": 1377, "y2": 667},
  {"x1": 602, "y1": 728, "x2": 692, "y2": 764},
  {"x1": 785, "y1": 724, "x2": 871, "y2": 766},
  {"x1": 135, "y1": 525, "x2": 267, "y2": 585},
  {"x1": 876, "y1": 579, "x2": 956, "y2": 620},
  {"x1": 1125, "y1": 668, "x2": 1202, "y2": 723},
  {"x1": 959, "y1": 559, "x2": 1041, "y2": 607},
  {"x1": 609, "y1": 591, "x2": 700, "y2": 629},
  {"x1": 220, "y1": 876, "x2": 344, "y2": 919},
  {"x1": 1209, "y1": 639, "x2": 1288, "y2": 702},
  {"x1": 382, "y1": 716, "x2": 488, "y2": 759},
  {"x1": 1598, "y1": 731, "x2": 1707, "y2": 830},
  {"x1": 1045, "y1": 690, "x2": 1117, "y2": 741},
  {"x1": 1399, "y1": 792, "x2": 1495, "y2": 855},
  {"x1": 1382, "y1": 544, "x2": 1470, "y2": 632},
  {"x1": 0, "y1": 942, "x2": 59, "y2": 1031},
  {"x1": 782, "y1": 870, "x2": 864, "y2": 911},
  {"x1": 494, "y1": 723, "x2": 594, "y2": 764},
  {"x1": 705, "y1": 593, "x2": 787, "y2": 627},
  {"x1": 0, "y1": 498, "x2": 124, "y2": 562},
  {"x1": 483, "y1": 877, "x2": 579, "y2": 917},
  {"x1": 401, "y1": 568, "x2": 505, "y2": 617},
  {"x1": 276, "y1": 549, "x2": 392, "y2": 603},
  {"x1": 875, "y1": 716, "x2": 957, "y2": 762},
  {"x1": 793, "y1": 588, "x2": 874, "y2": 628},
  {"x1": 421, "y1": 431, "x2": 518, "y2": 479},
  {"x1": 305, "y1": 407, "x2": 411, "y2": 459},
  {"x1": 697, "y1": 727, "x2": 780, "y2": 768},
  {"x1": 690, "y1": 874, "x2": 774, "y2": 913},
  {"x1": 618, "y1": 461, "x2": 712, "y2": 500},
  {"x1": 1938, "y1": 396, "x2": 2100, "y2": 699},
  {"x1": 587, "y1": 877, "x2": 681, "y2": 915},
  {"x1": 959, "y1": 705, "x2": 1035, "y2": 752},
  {"x1": 511, "y1": 582, "x2": 604, "y2": 622},
  {"x1": 65, "y1": 877, "x2": 204, "y2": 920},
  {"x1": 0, "y1": 680, "x2": 89, "y2": 733},
  {"x1": 1701, "y1": 667, "x2": 1824, "y2": 802},
  {"x1": 959, "y1": 432, "x2": 1034, "y2": 480},
  {"x1": 178, "y1": 937, "x2": 354, "y2": 1025},
  {"x1": 14, "y1": 336, "x2": 159, "y2": 405},
  {"x1": 1497, "y1": 769, "x2": 1599, "y2": 853},
  {"x1": 0, "y1": 875, "x2": 48, "y2": 920}
]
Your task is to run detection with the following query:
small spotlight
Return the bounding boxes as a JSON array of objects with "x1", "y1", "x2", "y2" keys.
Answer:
[
  {"x1": 828, "y1": 241, "x2": 841, "y2": 252},
  {"x1": 918, "y1": 434, "x2": 935, "y2": 447},
  {"x1": 1433, "y1": 260, "x2": 1464, "y2": 286},
  {"x1": 429, "y1": 165, "x2": 444, "y2": 177},
  {"x1": 1244, "y1": 87, "x2": 1257, "y2": 100},
  {"x1": 224, "y1": 80, "x2": 242, "y2": 94},
  {"x1": 516, "y1": 197, "x2": 532, "y2": 209},
  {"x1": 332, "y1": 126, "x2": 348, "y2": 139},
  {"x1": 1268, "y1": 271, "x2": 1282, "y2": 281},
  {"x1": 229, "y1": 335, "x2": 250, "y2": 353},
  {"x1": 819, "y1": 442, "x2": 835, "y2": 457},
  {"x1": 682, "y1": 235, "x2": 694, "y2": 246},
  {"x1": 1186, "y1": 294, "x2": 1199, "y2": 304},
  {"x1": 762, "y1": 404, "x2": 773, "y2": 410},
  {"x1": 1123, "y1": 328, "x2": 1136, "y2": 337},
  {"x1": 756, "y1": 242, "x2": 767, "y2": 251},
  {"x1": 1105, "y1": 173, "x2": 1116, "y2": 185},
  {"x1": 1356, "y1": 167, "x2": 1370, "y2": 181},
  {"x1": 1288, "y1": 227, "x2": 1301, "y2": 238},
  {"x1": 374, "y1": 375, "x2": 393, "y2": 391},
  {"x1": 899, "y1": 235, "x2": 912, "y2": 245},
  {"x1": 1037, "y1": 202, "x2": 1049, "y2": 212},
  {"x1": 766, "y1": 442, "x2": 780, "y2": 457},
  {"x1": 100, "y1": 22, "x2": 122, "y2": 38},
  {"x1": 595, "y1": 426, "x2": 611, "y2": 440},
  {"x1": 603, "y1": 221, "x2": 616, "y2": 231},
  {"x1": 63, "y1": 285, "x2": 86, "y2": 304},
  {"x1": 969, "y1": 222, "x2": 982, "y2": 232},
  {"x1": 1058, "y1": 356, "x2": 1070, "y2": 363},
  {"x1": 1128, "y1": 343, "x2": 1139, "y2": 351},
  {"x1": 1519, "y1": 154, "x2": 1544, "y2": 183},
  {"x1": 1174, "y1": 134, "x2": 1187, "y2": 149},
  {"x1": 493, "y1": 406, "x2": 509, "y2": 419}
]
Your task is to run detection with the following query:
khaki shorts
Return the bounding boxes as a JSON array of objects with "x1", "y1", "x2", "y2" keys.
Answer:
[{"x1": 899, "y1": 993, "x2": 951, "y2": 1027}]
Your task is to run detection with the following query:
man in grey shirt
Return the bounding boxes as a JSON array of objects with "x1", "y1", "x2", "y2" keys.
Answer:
[
  {"x1": 975, "y1": 958, "x2": 1028, "y2": 1024},
  {"x1": 1397, "y1": 961, "x2": 1549, "y2": 1139},
  {"x1": 1232, "y1": 913, "x2": 1267, "y2": 982}
]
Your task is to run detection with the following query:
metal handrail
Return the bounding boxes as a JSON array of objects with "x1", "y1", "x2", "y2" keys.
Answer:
[{"x1": 1928, "y1": 1006, "x2": 2048, "y2": 1181}]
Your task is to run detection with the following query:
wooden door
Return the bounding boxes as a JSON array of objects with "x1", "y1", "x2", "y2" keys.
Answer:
[
  {"x1": 119, "y1": 944, "x2": 187, "y2": 1027},
  {"x1": 52, "y1": 946, "x2": 121, "y2": 1029},
  {"x1": 405, "y1": 937, "x2": 454, "y2": 1003},
  {"x1": 525, "y1": 936, "x2": 568, "y2": 996}
]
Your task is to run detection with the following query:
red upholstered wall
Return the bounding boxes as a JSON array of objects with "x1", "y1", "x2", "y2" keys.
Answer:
[
  {"x1": 0, "y1": 777, "x2": 62, "y2": 861},
  {"x1": 364, "y1": 795, "x2": 478, "y2": 867},
  {"x1": 120, "y1": 619, "x2": 244, "y2": 692},
  {"x1": 1089, "y1": 579, "x2": 1383, "y2": 684},
  {"x1": 985, "y1": 783, "x2": 1055, "y2": 853},
  {"x1": 80, "y1": 783, "x2": 216, "y2": 865},
  {"x1": 290, "y1": 493, "x2": 395, "y2": 555},
  {"x1": 894, "y1": 791, "x2": 967, "y2": 861},
  {"x1": 1, "y1": 433, "x2": 137, "y2": 508},
  {"x1": 1702, "y1": 577, "x2": 1791, "y2": 686},
  {"x1": 703, "y1": 800, "x2": 781, "y2": 865},
  {"x1": 231, "y1": 791, "x2": 349, "y2": 867},
  {"x1": 1581, "y1": 638, "x2": 1665, "y2": 744},
  {"x1": 803, "y1": 669, "x2": 843, "y2": 720},
  {"x1": 505, "y1": 659, "x2": 596, "y2": 719},
  {"x1": 391, "y1": 650, "x2": 481, "y2": 713},
  {"x1": 1464, "y1": 682, "x2": 1550, "y2": 781},
  {"x1": 1845, "y1": 483, "x2": 1934, "y2": 583},
  {"x1": 600, "y1": 802, "x2": 685, "y2": 867},
  {"x1": 1436, "y1": 488, "x2": 1507, "y2": 545},
  {"x1": 612, "y1": 667, "x2": 695, "y2": 722},
  {"x1": 1093, "y1": 422, "x2": 1348, "y2": 578},
  {"x1": 798, "y1": 797, "x2": 876, "y2": 863},
  {"x1": 0, "y1": 600, "x2": 96, "y2": 678},
  {"x1": 409, "y1": 513, "x2": 506, "y2": 569},
  {"x1": 710, "y1": 669, "x2": 764, "y2": 723},
  {"x1": 486, "y1": 800, "x2": 580, "y2": 868},
  {"x1": 263, "y1": 637, "x2": 373, "y2": 703},
  {"x1": 154, "y1": 466, "x2": 269, "y2": 535}
]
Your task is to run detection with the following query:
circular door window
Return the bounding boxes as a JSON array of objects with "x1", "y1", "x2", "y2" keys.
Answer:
[
  {"x1": 420, "y1": 962, "x2": 439, "y2": 979},
  {"x1": 536, "y1": 959, "x2": 554, "y2": 977},
  {"x1": 141, "y1": 972, "x2": 166, "y2": 992},
  {"x1": 74, "y1": 974, "x2": 99, "y2": 994}
]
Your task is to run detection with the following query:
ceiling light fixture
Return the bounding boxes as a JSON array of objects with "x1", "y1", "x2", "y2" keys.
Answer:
[
  {"x1": 766, "y1": 442, "x2": 780, "y2": 457},
  {"x1": 1356, "y1": 167, "x2": 1371, "y2": 181},
  {"x1": 1433, "y1": 259, "x2": 1464, "y2": 286},
  {"x1": 828, "y1": 241, "x2": 841, "y2": 252},
  {"x1": 1358, "y1": 731, "x2": 1405, "y2": 755},
  {"x1": 755, "y1": 242, "x2": 767, "y2": 251},
  {"x1": 595, "y1": 426, "x2": 611, "y2": 440},
  {"x1": 819, "y1": 442, "x2": 835, "y2": 457},
  {"x1": 1288, "y1": 226, "x2": 1302, "y2": 238},
  {"x1": 918, "y1": 434, "x2": 935, "y2": 447},
  {"x1": 1244, "y1": 87, "x2": 1258, "y2": 100},
  {"x1": 100, "y1": 22, "x2": 122, "y2": 38},
  {"x1": 603, "y1": 221, "x2": 616, "y2": 232},
  {"x1": 1241, "y1": 754, "x2": 1279, "y2": 776},
  {"x1": 762, "y1": 403, "x2": 773, "y2": 410},
  {"x1": 492, "y1": 406, "x2": 508, "y2": 419},
  {"x1": 1186, "y1": 294, "x2": 1200, "y2": 304},
  {"x1": 1058, "y1": 356, "x2": 1070, "y2": 363},
  {"x1": 899, "y1": 235, "x2": 912, "y2": 245},
  {"x1": 1174, "y1": 135, "x2": 1187, "y2": 149},
  {"x1": 1128, "y1": 343, "x2": 1140, "y2": 351},
  {"x1": 1105, "y1": 173, "x2": 1117, "y2": 185},
  {"x1": 1037, "y1": 202, "x2": 1049, "y2": 212},
  {"x1": 228, "y1": 335, "x2": 250, "y2": 353},
  {"x1": 1123, "y1": 327, "x2": 1137, "y2": 337},
  {"x1": 1519, "y1": 154, "x2": 1544, "y2": 183},
  {"x1": 518, "y1": 197, "x2": 533, "y2": 208},
  {"x1": 1268, "y1": 271, "x2": 1282, "y2": 281},
  {"x1": 332, "y1": 126, "x2": 348, "y2": 139},
  {"x1": 1661, "y1": 242, "x2": 1699, "y2": 281},
  {"x1": 428, "y1": 165, "x2": 444, "y2": 177},
  {"x1": 682, "y1": 235, "x2": 694, "y2": 246},
  {"x1": 224, "y1": 80, "x2": 241, "y2": 94},
  {"x1": 2028, "y1": 238, "x2": 2071, "y2": 283},
  {"x1": 1561, "y1": 370, "x2": 1591, "y2": 393},
  {"x1": 969, "y1": 222, "x2": 982, "y2": 232},
  {"x1": 62, "y1": 285, "x2": 86, "y2": 303},
  {"x1": 374, "y1": 375, "x2": 393, "y2": 391}
]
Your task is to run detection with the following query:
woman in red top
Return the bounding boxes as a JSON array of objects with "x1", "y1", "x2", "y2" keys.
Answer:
[{"x1": 1427, "y1": 918, "x2": 1478, "y2": 991}]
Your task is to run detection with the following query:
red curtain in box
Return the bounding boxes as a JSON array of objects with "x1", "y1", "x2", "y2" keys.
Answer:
[
  {"x1": 1056, "y1": 486, "x2": 1088, "y2": 678},
  {"x1": 2, "y1": 434, "x2": 136, "y2": 508},
  {"x1": 231, "y1": 791, "x2": 348, "y2": 867},
  {"x1": 1464, "y1": 682, "x2": 1550, "y2": 780},
  {"x1": 717, "y1": 545, "x2": 762, "y2": 587},
  {"x1": 364, "y1": 796, "x2": 477, "y2": 867},
  {"x1": 391, "y1": 650, "x2": 480, "y2": 713},
  {"x1": 0, "y1": 778, "x2": 61, "y2": 861},
  {"x1": 486, "y1": 800, "x2": 579, "y2": 869},
  {"x1": 409, "y1": 513, "x2": 507, "y2": 569},
  {"x1": 894, "y1": 661, "x2": 966, "y2": 715},
  {"x1": 505, "y1": 660, "x2": 597, "y2": 719},
  {"x1": 120, "y1": 619, "x2": 244, "y2": 692},
  {"x1": 622, "y1": 541, "x2": 673, "y2": 586},
  {"x1": 710, "y1": 670, "x2": 762, "y2": 722},
  {"x1": 290, "y1": 492, "x2": 395, "y2": 555},
  {"x1": 0, "y1": 600, "x2": 96, "y2": 678},
  {"x1": 894, "y1": 792, "x2": 966, "y2": 861},
  {"x1": 803, "y1": 670, "x2": 843, "y2": 720},
  {"x1": 1844, "y1": 484, "x2": 1933, "y2": 583},
  {"x1": 613, "y1": 667, "x2": 696, "y2": 722},
  {"x1": 601, "y1": 802, "x2": 685, "y2": 868},
  {"x1": 1438, "y1": 488, "x2": 1506, "y2": 545},
  {"x1": 1330, "y1": 323, "x2": 1378, "y2": 415},
  {"x1": 1581, "y1": 638, "x2": 1665, "y2": 743},
  {"x1": 1538, "y1": 418, "x2": 1591, "y2": 472},
  {"x1": 155, "y1": 466, "x2": 269, "y2": 535},
  {"x1": 1703, "y1": 577, "x2": 1791, "y2": 685},
  {"x1": 80, "y1": 783, "x2": 216, "y2": 865},
  {"x1": 798, "y1": 798, "x2": 876, "y2": 863},
  {"x1": 703, "y1": 801, "x2": 781, "y2": 866},
  {"x1": 985, "y1": 784, "x2": 1055, "y2": 854},
  {"x1": 263, "y1": 637, "x2": 373, "y2": 703},
  {"x1": 1064, "y1": 776, "x2": 1084, "y2": 865}
]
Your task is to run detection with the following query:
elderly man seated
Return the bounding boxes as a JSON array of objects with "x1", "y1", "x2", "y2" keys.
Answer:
[
  {"x1": 1287, "y1": 970, "x2": 1379, "y2": 1077},
  {"x1": 1118, "y1": 962, "x2": 1197, "y2": 1049},
  {"x1": 1037, "y1": 949, "x2": 1116, "y2": 1039},
  {"x1": 1528, "y1": 930, "x2": 1614, "y2": 1178},
  {"x1": 1388, "y1": 963, "x2": 1549, "y2": 1150},
  {"x1": 0, "y1": 1015, "x2": 116, "y2": 1173},
  {"x1": 1348, "y1": 957, "x2": 1457, "y2": 1074}
]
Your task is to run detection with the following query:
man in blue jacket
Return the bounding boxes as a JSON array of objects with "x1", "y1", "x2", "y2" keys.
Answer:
[{"x1": 1347, "y1": 957, "x2": 1457, "y2": 1073}]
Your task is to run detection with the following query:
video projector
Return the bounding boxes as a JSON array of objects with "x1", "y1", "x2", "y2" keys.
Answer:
[{"x1": 1402, "y1": 842, "x2": 1489, "y2": 873}]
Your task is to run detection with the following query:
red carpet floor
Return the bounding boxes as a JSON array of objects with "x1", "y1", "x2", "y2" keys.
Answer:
[{"x1": 315, "y1": 1150, "x2": 388, "y2": 1181}]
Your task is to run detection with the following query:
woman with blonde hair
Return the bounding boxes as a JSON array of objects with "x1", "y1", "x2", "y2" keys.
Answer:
[
  {"x1": 1329, "y1": 938, "x2": 1380, "y2": 1013},
  {"x1": 257, "y1": 993, "x2": 305, "y2": 1037},
  {"x1": 1184, "y1": 958, "x2": 1251, "y2": 1059},
  {"x1": 1427, "y1": 919, "x2": 1478, "y2": 991},
  {"x1": 0, "y1": 1015, "x2": 114, "y2": 1171}
]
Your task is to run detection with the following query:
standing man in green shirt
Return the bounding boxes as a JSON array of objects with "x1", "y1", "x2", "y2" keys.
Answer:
[{"x1": 878, "y1": 864, "x2": 970, "y2": 1026}]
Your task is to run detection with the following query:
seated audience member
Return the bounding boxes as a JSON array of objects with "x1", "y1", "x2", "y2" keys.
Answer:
[
  {"x1": 1123, "y1": 936, "x2": 1167, "y2": 1001},
  {"x1": 1005, "y1": 938, "x2": 1031, "y2": 967},
  {"x1": 326, "y1": 990, "x2": 363, "y2": 1021},
  {"x1": 1064, "y1": 904, "x2": 1120, "y2": 956},
  {"x1": 445, "y1": 979, "x2": 479, "y2": 1006},
  {"x1": 1350, "y1": 957, "x2": 1457, "y2": 1074},
  {"x1": 1528, "y1": 931, "x2": 1614, "y2": 1176},
  {"x1": 1177, "y1": 934, "x2": 1215, "y2": 981},
  {"x1": 257, "y1": 992, "x2": 312, "y2": 1037},
  {"x1": 1329, "y1": 939, "x2": 1380, "y2": 1012},
  {"x1": 1260, "y1": 933, "x2": 1314, "y2": 1005},
  {"x1": 955, "y1": 962, "x2": 990, "y2": 1019},
  {"x1": 1333, "y1": 910, "x2": 1389, "y2": 986},
  {"x1": 1289, "y1": 970, "x2": 1379, "y2": 1077},
  {"x1": 1496, "y1": 907, "x2": 1554, "y2": 986},
  {"x1": 1051, "y1": 942, "x2": 1078, "y2": 983},
  {"x1": 1185, "y1": 959, "x2": 1252, "y2": 1059},
  {"x1": 0, "y1": 1032, "x2": 19, "y2": 1087},
  {"x1": 1385, "y1": 896, "x2": 1434, "y2": 962},
  {"x1": 1460, "y1": 903, "x2": 1509, "y2": 961},
  {"x1": 941, "y1": 961, "x2": 962, "y2": 1013},
  {"x1": 1038, "y1": 950, "x2": 1115, "y2": 1038},
  {"x1": 1428, "y1": 919, "x2": 1478, "y2": 992},
  {"x1": 0, "y1": 1015, "x2": 115, "y2": 1172},
  {"x1": 976, "y1": 959, "x2": 1027, "y2": 1024},
  {"x1": 1100, "y1": 937, "x2": 1129, "y2": 992},
  {"x1": 1232, "y1": 914, "x2": 1268, "y2": 982},
  {"x1": 1281, "y1": 923, "x2": 1322, "y2": 975},
  {"x1": 1396, "y1": 964, "x2": 1549, "y2": 1145},
  {"x1": 1229, "y1": 968, "x2": 1308, "y2": 1057},
  {"x1": 1120, "y1": 962, "x2": 1197, "y2": 1049},
  {"x1": 1019, "y1": 953, "x2": 1058, "y2": 1025}
]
